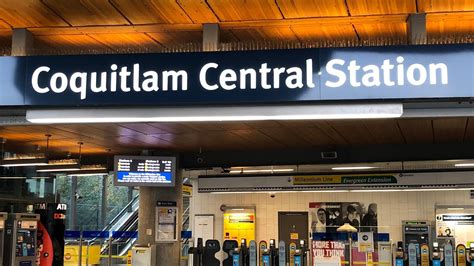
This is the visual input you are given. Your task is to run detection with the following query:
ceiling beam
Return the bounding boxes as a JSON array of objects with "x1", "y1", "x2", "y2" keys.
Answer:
[
  {"x1": 25, "y1": 13, "x2": 411, "y2": 36},
  {"x1": 178, "y1": 142, "x2": 474, "y2": 168}
]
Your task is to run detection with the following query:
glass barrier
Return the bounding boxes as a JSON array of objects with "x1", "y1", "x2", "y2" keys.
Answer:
[{"x1": 64, "y1": 228, "x2": 136, "y2": 266}]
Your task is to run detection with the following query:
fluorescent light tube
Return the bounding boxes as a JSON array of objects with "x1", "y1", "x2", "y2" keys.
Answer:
[
  {"x1": 36, "y1": 164, "x2": 81, "y2": 172},
  {"x1": 0, "y1": 158, "x2": 49, "y2": 167},
  {"x1": 26, "y1": 104, "x2": 403, "y2": 124},
  {"x1": 0, "y1": 176, "x2": 27, "y2": 179},
  {"x1": 66, "y1": 172, "x2": 108, "y2": 177},
  {"x1": 332, "y1": 166, "x2": 378, "y2": 170},
  {"x1": 229, "y1": 169, "x2": 295, "y2": 174},
  {"x1": 454, "y1": 163, "x2": 474, "y2": 167}
]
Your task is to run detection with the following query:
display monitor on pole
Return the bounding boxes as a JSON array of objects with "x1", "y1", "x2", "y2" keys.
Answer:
[{"x1": 114, "y1": 156, "x2": 176, "y2": 187}]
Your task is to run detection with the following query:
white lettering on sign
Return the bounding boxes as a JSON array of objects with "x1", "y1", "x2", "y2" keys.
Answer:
[
  {"x1": 325, "y1": 56, "x2": 448, "y2": 88},
  {"x1": 30, "y1": 56, "x2": 448, "y2": 100},
  {"x1": 57, "y1": 203, "x2": 67, "y2": 210}
]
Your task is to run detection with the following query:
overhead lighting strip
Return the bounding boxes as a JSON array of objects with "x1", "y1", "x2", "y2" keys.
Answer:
[{"x1": 26, "y1": 103, "x2": 403, "y2": 124}]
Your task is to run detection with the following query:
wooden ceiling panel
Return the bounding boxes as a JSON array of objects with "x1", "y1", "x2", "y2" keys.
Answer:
[
  {"x1": 0, "y1": 19, "x2": 10, "y2": 28},
  {"x1": 346, "y1": 0, "x2": 417, "y2": 15},
  {"x1": 328, "y1": 121, "x2": 374, "y2": 145},
  {"x1": 177, "y1": 0, "x2": 219, "y2": 23},
  {"x1": 231, "y1": 129, "x2": 285, "y2": 149},
  {"x1": 88, "y1": 33, "x2": 161, "y2": 51},
  {"x1": 34, "y1": 35, "x2": 109, "y2": 51},
  {"x1": 279, "y1": 125, "x2": 339, "y2": 147},
  {"x1": 363, "y1": 120, "x2": 405, "y2": 145},
  {"x1": 184, "y1": 122, "x2": 252, "y2": 132},
  {"x1": 88, "y1": 124, "x2": 146, "y2": 137},
  {"x1": 276, "y1": 0, "x2": 348, "y2": 18},
  {"x1": 353, "y1": 21, "x2": 407, "y2": 40},
  {"x1": 258, "y1": 128, "x2": 310, "y2": 148},
  {"x1": 153, "y1": 133, "x2": 204, "y2": 151},
  {"x1": 0, "y1": 0, "x2": 68, "y2": 27},
  {"x1": 111, "y1": 0, "x2": 192, "y2": 24},
  {"x1": 42, "y1": 0, "x2": 129, "y2": 26},
  {"x1": 230, "y1": 27, "x2": 299, "y2": 42},
  {"x1": 465, "y1": 118, "x2": 474, "y2": 142},
  {"x1": 147, "y1": 123, "x2": 198, "y2": 134},
  {"x1": 432, "y1": 118, "x2": 468, "y2": 143},
  {"x1": 21, "y1": 139, "x2": 107, "y2": 154},
  {"x1": 397, "y1": 119, "x2": 434, "y2": 144},
  {"x1": 114, "y1": 124, "x2": 166, "y2": 135},
  {"x1": 207, "y1": 0, "x2": 283, "y2": 21},
  {"x1": 291, "y1": 24, "x2": 357, "y2": 41},
  {"x1": 418, "y1": 0, "x2": 474, "y2": 12},
  {"x1": 0, "y1": 30, "x2": 11, "y2": 47},
  {"x1": 243, "y1": 121, "x2": 283, "y2": 129},
  {"x1": 276, "y1": 121, "x2": 341, "y2": 146},
  {"x1": 147, "y1": 31, "x2": 202, "y2": 47},
  {"x1": 427, "y1": 13, "x2": 474, "y2": 36}
]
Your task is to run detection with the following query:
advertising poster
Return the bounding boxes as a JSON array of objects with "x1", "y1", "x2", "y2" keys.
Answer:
[
  {"x1": 312, "y1": 240, "x2": 346, "y2": 266},
  {"x1": 310, "y1": 202, "x2": 377, "y2": 233}
]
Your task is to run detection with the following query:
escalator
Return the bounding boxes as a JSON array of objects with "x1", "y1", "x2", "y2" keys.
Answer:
[{"x1": 92, "y1": 194, "x2": 140, "y2": 258}]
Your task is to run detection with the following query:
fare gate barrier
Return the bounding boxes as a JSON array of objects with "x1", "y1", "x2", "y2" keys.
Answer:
[
  {"x1": 190, "y1": 238, "x2": 288, "y2": 266},
  {"x1": 63, "y1": 230, "x2": 137, "y2": 266}
]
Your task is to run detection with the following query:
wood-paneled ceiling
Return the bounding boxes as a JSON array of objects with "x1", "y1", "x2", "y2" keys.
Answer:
[
  {"x1": 1, "y1": 117, "x2": 473, "y2": 157},
  {"x1": 0, "y1": 0, "x2": 471, "y2": 52}
]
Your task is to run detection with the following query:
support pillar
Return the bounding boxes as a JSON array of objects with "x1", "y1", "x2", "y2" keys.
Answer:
[
  {"x1": 203, "y1": 23, "x2": 220, "y2": 51},
  {"x1": 101, "y1": 175, "x2": 108, "y2": 228},
  {"x1": 137, "y1": 172, "x2": 183, "y2": 265},
  {"x1": 11, "y1": 28, "x2": 34, "y2": 56},
  {"x1": 407, "y1": 13, "x2": 427, "y2": 45},
  {"x1": 70, "y1": 176, "x2": 78, "y2": 229}
]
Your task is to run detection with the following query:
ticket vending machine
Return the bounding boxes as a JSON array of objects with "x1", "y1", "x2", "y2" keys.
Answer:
[
  {"x1": 3, "y1": 213, "x2": 39, "y2": 266},
  {"x1": 0, "y1": 212, "x2": 8, "y2": 265}
]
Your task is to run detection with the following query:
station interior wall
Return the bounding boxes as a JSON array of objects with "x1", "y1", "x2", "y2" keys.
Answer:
[{"x1": 190, "y1": 180, "x2": 474, "y2": 246}]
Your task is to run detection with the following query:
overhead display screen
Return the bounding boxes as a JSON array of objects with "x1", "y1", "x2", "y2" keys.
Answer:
[{"x1": 114, "y1": 156, "x2": 176, "y2": 187}]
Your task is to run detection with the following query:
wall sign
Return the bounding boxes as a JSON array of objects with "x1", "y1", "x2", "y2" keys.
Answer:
[
  {"x1": 0, "y1": 44, "x2": 472, "y2": 107},
  {"x1": 155, "y1": 204, "x2": 178, "y2": 243}
]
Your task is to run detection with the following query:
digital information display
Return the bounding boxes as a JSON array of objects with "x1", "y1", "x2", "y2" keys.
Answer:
[{"x1": 114, "y1": 156, "x2": 176, "y2": 187}]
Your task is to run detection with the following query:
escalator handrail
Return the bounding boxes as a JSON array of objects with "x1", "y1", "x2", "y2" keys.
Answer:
[
  {"x1": 105, "y1": 194, "x2": 139, "y2": 231},
  {"x1": 89, "y1": 194, "x2": 139, "y2": 244}
]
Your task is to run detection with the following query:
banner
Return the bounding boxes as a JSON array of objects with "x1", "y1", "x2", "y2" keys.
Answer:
[
  {"x1": 0, "y1": 44, "x2": 472, "y2": 107},
  {"x1": 309, "y1": 202, "x2": 378, "y2": 233},
  {"x1": 312, "y1": 240, "x2": 346, "y2": 266}
]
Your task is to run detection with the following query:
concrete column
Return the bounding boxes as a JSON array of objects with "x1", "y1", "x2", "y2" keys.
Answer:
[
  {"x1": 127, "y1": 187, "x2": 134, "y2": 212},
  {"x1": 101, "y1": 175, "x2": 108, "y2": 228},
  {"x1": 70, "y1": 176, "x2": 78, "y2": 229},
  {"x1": 407, "y1": 13, "x2": 427, "y2": 45},
  {"x1": 11, "y1": 28, "x2": 34, "y2": 56},
  {"x1": 137, "y1": 171, "x2": 183, "y2": 265},
  {"x1": 203, "y1": 23, "x2": 220, "y2": 52}
]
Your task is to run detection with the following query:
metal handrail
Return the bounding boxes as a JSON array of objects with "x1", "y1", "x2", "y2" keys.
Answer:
[{"x1": 104, "y1": 194, "x2": 139, "y2": 230}]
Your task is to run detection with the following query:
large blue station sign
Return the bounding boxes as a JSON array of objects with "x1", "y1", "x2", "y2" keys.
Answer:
[{"x1": 0, "y1": 44, "x2": 472, "y2": 107}]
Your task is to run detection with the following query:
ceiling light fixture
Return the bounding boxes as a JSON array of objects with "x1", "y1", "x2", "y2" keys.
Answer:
[
  {"x1": 331, "y1": 166, "x2": 378, "y2": 171},
  {"x1": 229, "y1": 169, "x2": 295, "y2": 174},
  {"x1": 36, "y1": 159, "x2": 81, "y2": 172},
  {"x1": 454, "y1": 163, "x2": 474, "y2": 167},
  {"x1": 26, "y1": 104, "x2": 403, "y2": 124},
  {"x1": 66, "y1": 165, "x2": 108, "y2": 177}
]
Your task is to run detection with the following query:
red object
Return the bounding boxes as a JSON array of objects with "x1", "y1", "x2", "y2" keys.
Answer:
[{"x1": 37, "y1": 222, "x2": 53, "y2": 266}]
